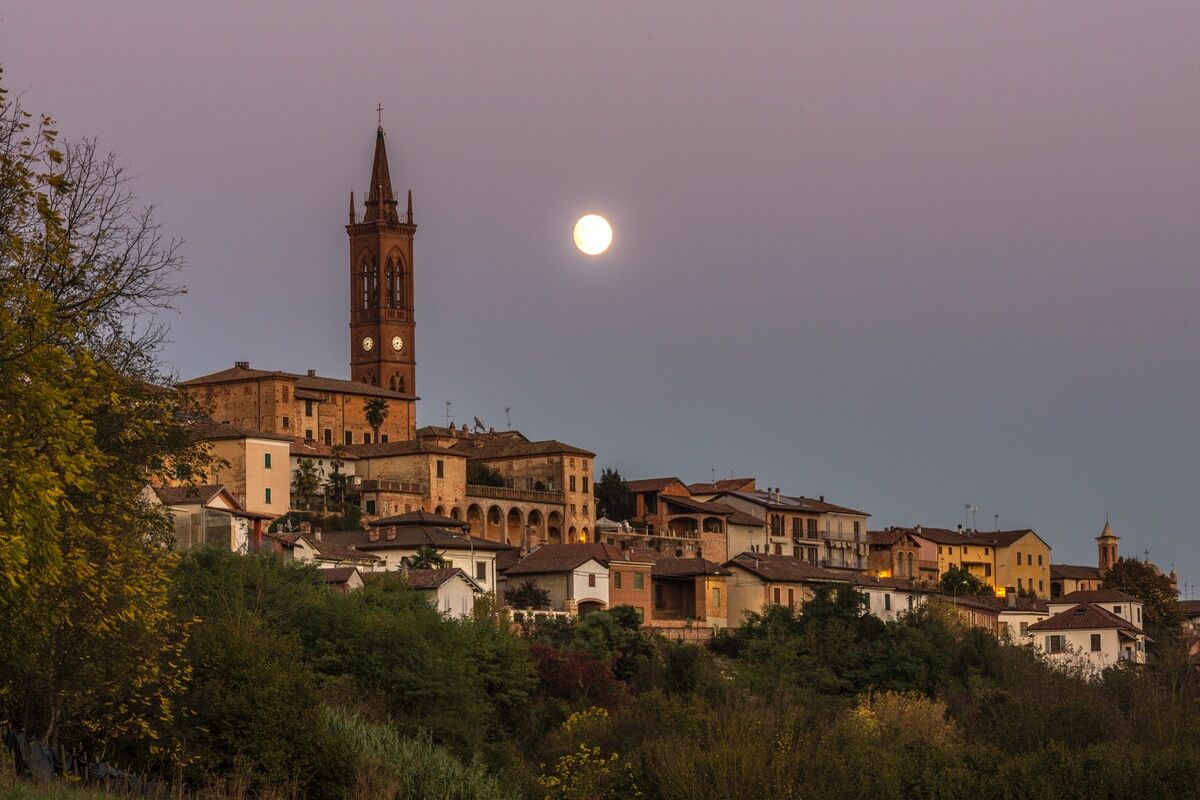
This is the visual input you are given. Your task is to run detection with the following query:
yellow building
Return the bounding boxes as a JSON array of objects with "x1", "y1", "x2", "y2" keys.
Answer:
[
  {"x1": 917, "y1": 527, "x2": 1052, "y2": 599},
  {"x1": 172, "y1": 420, "x2": 293, "y2": 518}
]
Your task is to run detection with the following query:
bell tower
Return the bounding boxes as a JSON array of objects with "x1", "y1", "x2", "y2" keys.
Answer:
[
  {"x1": 1096, "y1": 516, "x2": 1119, "y2": 575},
  {"x1": 347, "y1": 119, "x2": 416, "y2": 395}
]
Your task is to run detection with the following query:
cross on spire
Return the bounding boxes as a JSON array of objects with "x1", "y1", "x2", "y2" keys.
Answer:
[{"x1": 377, "y1": 102, "x2": 383, "y2": 128}]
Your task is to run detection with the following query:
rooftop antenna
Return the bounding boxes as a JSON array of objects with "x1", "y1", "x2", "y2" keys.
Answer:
[
  {"x1": 994, "y1": 513, "x2": 999, "y2": 532},
  {"x1": 444, "y1": 400, "x2": 452, "y2": 427},
  {"x1": 1144, "y1": 548, "x2": 1151, "y2": 563},
  {"x1": 711, "y1": 467, "x2": 716, "y2": 482},
  {"x1": 504, "y1": 407, "x2": 512, "y2": 429}
]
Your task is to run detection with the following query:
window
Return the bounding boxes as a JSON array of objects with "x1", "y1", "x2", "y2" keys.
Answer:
[
  {"x1": 938, "y1": 546, "x2": 943, "y2": 555},
  {"x1": 807, "y1": 519, "x2": 817, "y2": 537},
  {"x1": 305, "y1": 429, "x2": 313, "y2": 441},
  {"x1": 475, "y1": 562, "x2": 487, "y2": 581},
  {"x1": 265, "y1": 487, "x2": 272, "y2": 504},
  {"x1": 436, "y1": 460, "x2": 444, "y2": 479},
  {"x1": 282, "y1": 416, "x2": 290, "y2": 429},
  {"x1": 588, "y1": 573, "x2": 596, "y2": 588},
  {"x1": 786, "y1": 588, "x2": 794, "y2": 608},
  {"x1": 570, "y1": 458, "x2": 576, "y2": 467},
  {"x1": 583, "y1": 481, "x2": 590, "y2": 495},
  {"x1": 1017, "y1": 578, "x2": 1023, "y2": 590},
  {"x1": 712, "y1": 588, "x2": 721, "y2": 608},
  {"x1": 1090, "y1": 633, "x2": 1102, "y2": 652},
  {"x1": 345, "y1": 431, "x2": 353, "y2": 445},
  {"x1": 793, "y1": 546, "x2": 800, "y2": 558},
  {"x1": 774, "y1": 544, "x2": 782, "y2": 555},
  {"x1": 1038, "y1": 554, "x2": 1043, "y2": 566},
  {"x1": 381, "y1": 435, "x2": 388, "y2": 443},
  {"x1": 264, "y1": 453, "x2": 272, "y2": 469},
  {"x1": 1113, "y1": 605, "x2": 1122, "y2": 615},
  {"x1": 569, "y1": 475, "x2": 576, "y2": 492},
  {"x1": 614, "y1": 572, "x2": 622, "y2": 589},
  {"x1": 1137, "y1": 608, "x2": 1142, "y2": 624},
  {"x1": 525, "y1": 477, "x2": 534, "y2": 490},
  {"x1": 792, "y1": 518, "x2": 801, "y2": 537},
  {"x1": 305, "y1": 399, "x2": 313, "y2": 417},
  {"x1": 1020, "y1": 622, "x2": 1029, "y2": 636},
  {"x1": 634, "y1": 573, "x2": 644, "y2": 590},
  {"x1": 773, "y1": 587, "x2": 781, "y2": 605},
  {"x1": 1016, "y1": 552, "x2": 1022, "y2": 565},
  {"x1": 365, "y1": 499, "x2": 376, "y2": 515},
  {"x1": 282, "y1": 386, "x2": 289, "y2": 402},
  {"x1": 1039, "y1": 580, "x2": 1044, "y2": 593},
  {"x1": 1048, "y1": 635, "x2": 1065, "y2": 654},
  {"x1": 884, "y1": 593, "x2": 892, "y2": 611},
  {"x1": 853, "y1": 521, "x2": 861, "y2": 535}
]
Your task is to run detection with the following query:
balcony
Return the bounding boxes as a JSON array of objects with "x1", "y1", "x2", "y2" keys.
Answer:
[
  {"x1": 360, "y1": 479, "x2": 424, "y2": 494},
  {"x1": 467, "y1": 484, "x2": 565, "y2": 504}
]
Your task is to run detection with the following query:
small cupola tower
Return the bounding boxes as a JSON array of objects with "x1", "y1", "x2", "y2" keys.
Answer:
[
  {"x1": 1096, "y1": 516, "x2": 1120, "y2": 575},
  {"x1": 347, "y1": 113, "x2": 416, "y2": 395}
]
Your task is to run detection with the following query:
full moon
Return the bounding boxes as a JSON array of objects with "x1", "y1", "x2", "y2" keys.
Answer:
[{"x1": 573, "y1": 214, "x2": 613, "y2": 256}]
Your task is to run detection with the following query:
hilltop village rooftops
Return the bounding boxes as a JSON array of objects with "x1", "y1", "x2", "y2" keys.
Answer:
[
  {"x1": 1051, "y1": 563, "x2": 1103, "y2": 581},
  {"x1": 289, "y1": 439, "x2": 361, "y2": 460},
  {"x1": 651, "y1": 557, "x2": 732, "y2": 578},
  {"x1": 320, "y1": 526, "x2": 512, "y2": 552},
  {"x1": 185, "y1": 419, "x2": 293, "y2": 443},
  {"x1": 626, "y1": 477, "x2": 685, "y2": 494},
  {"x1": 1051, "y1": 589, "x2": 1141, "y2": 606},
  {"x1": 368, "y1": 510, "x2": 468, "y2": 529},
  {"x1": 877, "y1": 525, "x2": 1050, "y2": 549},
  {"x1": 403, "y1": 567, "x2": 482, "y2": 591},
  {"x1": 343, "y1": 439, "x2": 461, "y2": 458},
  {"x1": 504, "y1": 543, "x2": 658, "y2": 576},
  {"x1": 686, "y1": 477, "x2": 757, "y2": 494},
  {"x1": 180, "y1": 362, "x2": 417, "y2": 401}
]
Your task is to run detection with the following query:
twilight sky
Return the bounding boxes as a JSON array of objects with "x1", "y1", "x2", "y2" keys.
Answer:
[{"x1": 5, "y1": 2, "x2": 1199, "y2": 587}]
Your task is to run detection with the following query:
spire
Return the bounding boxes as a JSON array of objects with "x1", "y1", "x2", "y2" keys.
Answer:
[
  {"x1": 363, "y1": 124, "x2": 399, "y2": 224},
  {"x1": 348, "y1": 191, "x2": 356, "y2": 225},
  {"x1": 406, "y1": 189, "x2": 413, "y2": 224}
]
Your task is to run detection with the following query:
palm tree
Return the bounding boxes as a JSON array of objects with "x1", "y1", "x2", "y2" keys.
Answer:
[
  {"x1": 364, "y1": 397, "x2": 389, "y2": 443},
  {"x1": 292, "y1": 458, "x2": 321, "y2": 510}
]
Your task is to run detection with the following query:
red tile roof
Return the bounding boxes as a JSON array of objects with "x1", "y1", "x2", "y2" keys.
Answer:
[
  {"x1": 504, "y1": 543, "x2": 649, "y2": 576},
  {"x1": 716, "y1": 490, "x2": 869, "y2": 517},
  {"x1": 652, "y1": 557, "x2": 732, "y2": 578},
  {"x1": 405, "y1": 567, "x2": 477, "y2": 590},
  {"x1": 1050, "y1": 589, "x2": 1141, "y2": 606},
  {"x1": 180, "y1": 364, "x2": 416, "y2": 400},
  {"x1": 686, "y1": 477, "x2": 756, "y2": 494},
  {"x1": 345, "y1": 440, "x2": 462, "y2": 459},
  {"x1": 626, "y1": 477, "x2": 685, "y2": 494},
  {"x1": 186, "y1": 419, "x2": 293, "y2": 443},
  {"x1": 368, "y1": 510, "x2": 468, "y2": 529},
  {"x1": 1050, "y1": 564, "x2": 1102, "y2": 581},
  {"x1": 724, "y1": 553, "x2": 847, "y2": 584},
  {"x1": 449, "y1": 437, "x2": 594, "y2": 460},
  {"x1": 317, "y1": 566, "x2": 361, "y2": 585},
  {"x1": 660, "y1": 495, "x2": 733, "y2": 515},
  {"x1": 1027, "y1": 603, "x2": 1143, "y2": 634}
]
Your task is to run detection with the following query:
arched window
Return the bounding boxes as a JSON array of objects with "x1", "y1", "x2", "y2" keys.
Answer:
[
  {"x1": 393, "y1": 256, "x2": 406, "y2": 308},
  {"x1": 398, "y1": 375, "x2": 406, "y2": 394},
  {"x1": 359, "y1": 256, "x2": 375, "y2": 309},
  {"x1": 385, "y1": 260, "x2": 395, "y2": 308},
  {"x1": 369, "y1": 258, "x2": 379, "y2": 306}
]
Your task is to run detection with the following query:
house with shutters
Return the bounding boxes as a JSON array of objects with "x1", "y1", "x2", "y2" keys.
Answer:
[{"x1": 1027, "y1": 589, "x2": 1148, "y2": 672}]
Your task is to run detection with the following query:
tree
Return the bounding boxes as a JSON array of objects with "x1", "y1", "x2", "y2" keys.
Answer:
[
  {"x1": 364, "y1": 397, "x2": 389, "y2": 442},
  {"x1": 594, "y1": 468, "x2": 634, "y2": 521},
  {"x1": 505, "y1": 579, "x2": 551, "y2": 610},
  {"x1": 0, "y1": 76, "x2": 205, "y2": 754},
  {"x1": 467, "y1": 461, "x2": 505, "y2": 487},
  {"x1": 1102, "y1": 557, "x2": 1185, "y2": 656},
  {"x1": 293, "y1": 458, "x2": 322, "y2": 510},
  {"x1": 405, "y1": 544, "x2": 447, "y2": 569},
  {"x1": 939, "y1": 566, "x2": 993, "y2": 597}
]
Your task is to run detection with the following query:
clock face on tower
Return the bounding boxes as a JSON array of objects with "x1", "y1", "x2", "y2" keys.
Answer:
[
  {"x1": 361, "y1": 336, "x2": 374, "y2": 352},
  {"x1": 391, "y1": 335, "x2": 404, "y2": 352}
]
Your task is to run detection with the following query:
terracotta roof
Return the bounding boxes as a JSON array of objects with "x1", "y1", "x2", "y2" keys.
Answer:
[
  {"x1": 652, "y1": 557, "x2": 732, "y2": 578},
  {"x1": 290, "y1": 439, "x2": 359, "y2": 460},
  {"x1": 368, "y1": 510, "x2": 468, "y2": 529},
  {"x1": 344, "y1": 440, "x2": 462, "y2": 459},
  {"x1": 1051, "y1": 589, "x2": 1141, "y2": 606},
  {"x1": 1028, "y1": 603, "x2": 1143, "y2": 634},
  {"x1": 322, "y1": 527, "x2": 513, "y2": 553},
  {"x1": 964, "y1": 529, "x2": 1049, "y2": 549},
  {"x1": 305, "y1": 538, "x2": 382, "y2": 564},
  {"x1": 405, "y1": 567, "x2": 478, "y2": 591},
  {"x1": 1179, "y1": 600, "x2": 1200, "y2": 617},
  {"x1": 186, "y1": 419, "x2": 292, "y2": 443},
  {"x1": 686, "y1": 477, "x2": 756, "y2": 494},
  {"x1": 317, "y1": 566, "x2": 360, "y2": 585},
  {"x1": 660, "y1": 495, "x2": 733, "y2": 515},
  {"x1": 716, "y1": 490, "x2": 869, "y2": 517},
  {"x1": 1051, "y1": 563, "x2": 1102, "y2": 581},
  {"x1": 843, "y1": 573, "x2": 924, "y2": 592},
  {"x1": 417, "y1": 425, "x2": 530, "y2": 443},
  {"x1": 724, "y1": 553, "x2": 848, "y2": 584},
  {"x1": 725, "y1": 510, "x2": 765, "y2": 527},
  {"x1": 448, "y1": 437, "x2": 594, "y2": 460},
  {"x1": 626, "y1": 477, "x2": 685, "y2": 494},
  {"x1": 883, "y1": 526, "x2": 964, "y2": 545},
  {"x1": 180, "y1": 364, "x2": 416, "y2": 400},
  {"x1": 984, "y1": 596, "x2": 1049, "y2": 613},
  {"x1": 154, "y1": 483, "x2": 228, "y2": 506},
  {"x1": 504, "y1": 543, "x2": 643, "y2": 576}
]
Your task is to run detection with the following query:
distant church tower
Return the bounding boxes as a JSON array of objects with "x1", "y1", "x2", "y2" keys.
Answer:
[
  {"x1": 1096, "y1": 517, "x2": 1119, "y2": 574},
  {"x1": 347, "y1": 121, "x2": 416, "y2": 394}
]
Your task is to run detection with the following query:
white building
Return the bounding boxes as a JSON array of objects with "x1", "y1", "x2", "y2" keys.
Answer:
[
  {"x1": 1027, "y1": 589, "x2": 1148, "y2": 673},
  {"x1": 406, "y1": 568, "x2": 482, "y2": 618},
  {"x1": 502, "y1": 544, "x2": 611, "y2": 615}
]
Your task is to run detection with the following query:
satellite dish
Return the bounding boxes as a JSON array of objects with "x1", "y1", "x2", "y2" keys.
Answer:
[{"x1": 473, "y1": 416, "x2": 486, "y2": 431}]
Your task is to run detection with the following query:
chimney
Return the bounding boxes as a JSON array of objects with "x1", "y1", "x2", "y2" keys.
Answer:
[
  {"x1": 819, "y1": 495, "x2": 824, "y2": 503},
  {"x1": 314, "y1": 528, "x2": 322, "y2": 542},
  {"x1": 234, "y1": 360, "x2": 249, "y2": 370},
  {"x1": 915, "y1": 524, "x2": 923, "y2": 534},
  {"x1": 385, "y1": 527, "x2": 396, "y2": 542},
  {"x1": 299, "y1": 521, "x2": 312, "y2": 533},
  {"x1": 1007, "y1": 592, "x2": 1016, "y2": 609},
  {"x1": 368, "y1": 529, "x2": 380, "y2": 543},
  {"x1": 307, "y1": 369, "x2": 316, "y2": 377}
]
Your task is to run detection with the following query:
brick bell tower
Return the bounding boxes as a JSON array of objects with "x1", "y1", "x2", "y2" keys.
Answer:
[{"x1": 347, "y1": 119, "x2": 416, "y2": 394}]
